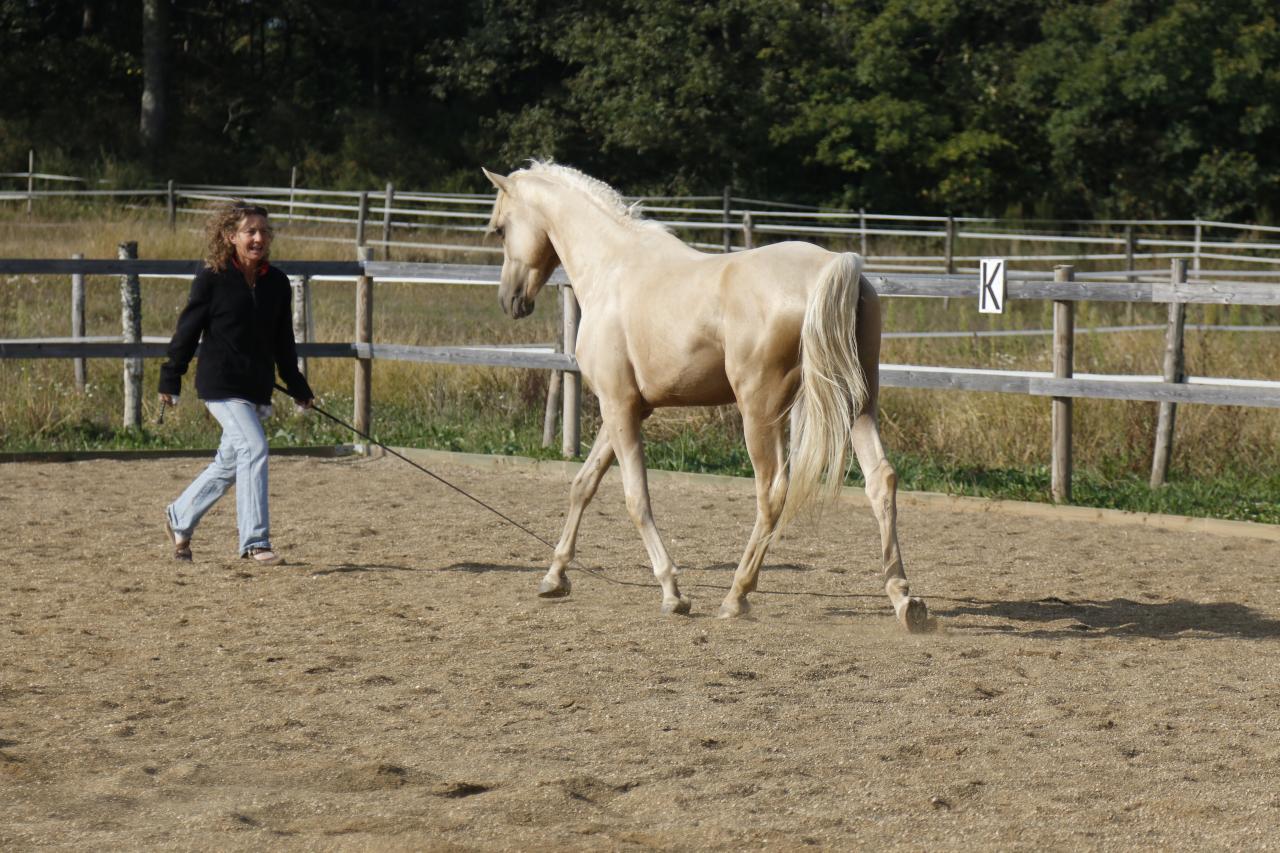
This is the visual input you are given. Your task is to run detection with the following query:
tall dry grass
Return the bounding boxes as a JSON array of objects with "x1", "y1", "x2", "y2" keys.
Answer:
[
  {"x1": 2, "y1": 201, "x2": 1277, "y2": 487},
  {"x1": 873, "y1": 294, "x2": 1280, "y2": 478},
  {"x1": 0, "y1": 202, "x2": 558, "y2": 447}
]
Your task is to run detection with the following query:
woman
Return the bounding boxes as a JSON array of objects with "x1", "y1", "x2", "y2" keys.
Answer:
[{"x1": 159, "y1": 200, "x2": 314, "y2": 565}]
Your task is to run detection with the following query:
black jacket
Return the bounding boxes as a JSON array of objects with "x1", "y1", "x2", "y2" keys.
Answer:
[{"x1": 159, "y1": 263, "x2": 313, "y2": 406}]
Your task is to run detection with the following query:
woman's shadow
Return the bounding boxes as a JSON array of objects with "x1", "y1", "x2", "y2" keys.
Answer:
[{"x1": 935, "y1": 595, "x2": 1280, "y2": 639}]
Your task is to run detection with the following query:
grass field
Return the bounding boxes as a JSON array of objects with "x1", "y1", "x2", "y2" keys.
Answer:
[{"x1": 2, "y1": 202, "x2": 1278, "y2": 524}]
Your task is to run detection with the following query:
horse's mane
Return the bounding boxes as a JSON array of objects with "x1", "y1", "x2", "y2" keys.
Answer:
[{"x1": 521, "y1": 161, "x2": 667, "y2": 233}]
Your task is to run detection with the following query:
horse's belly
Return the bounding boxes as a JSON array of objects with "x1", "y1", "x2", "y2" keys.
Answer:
[{"x1": 634, "y1": 347, "x2": 734, "y2": 407}]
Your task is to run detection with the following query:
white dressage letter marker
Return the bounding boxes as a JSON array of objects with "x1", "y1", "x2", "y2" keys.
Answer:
[{"x1": 979, "y1": 258, "x2": 1006, "y2": 314}]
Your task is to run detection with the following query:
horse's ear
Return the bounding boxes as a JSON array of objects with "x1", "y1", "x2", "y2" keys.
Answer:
[{"x1": 482, "y1": 167, "x2": 513, "y2": 195}]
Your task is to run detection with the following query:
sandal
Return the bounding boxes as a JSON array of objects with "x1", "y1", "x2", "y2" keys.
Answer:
[
  {"x1": 166, "y1": 519, "x2": 192, "y2": 562},
  {"x1": 244, "y1": 547, "x2": 283, "y2": 566}
]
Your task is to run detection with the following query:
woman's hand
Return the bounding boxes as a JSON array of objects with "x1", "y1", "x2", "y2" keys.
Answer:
[
  {"x1": 295, "y1": 398, "x2": 315, "y2": 409},
  {"x1": 159, "y1": 393, "x2": 177, "y2": 406}
]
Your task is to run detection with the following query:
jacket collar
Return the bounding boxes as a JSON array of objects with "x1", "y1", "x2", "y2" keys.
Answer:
[{"x1": 231, "y1": 256, "x2": 270, "y2": 278}]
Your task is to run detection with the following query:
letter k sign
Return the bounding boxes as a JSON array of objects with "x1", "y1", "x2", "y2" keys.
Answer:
[{"x1": 980, "y1": 259, "x2": 1005, "y2": 314}]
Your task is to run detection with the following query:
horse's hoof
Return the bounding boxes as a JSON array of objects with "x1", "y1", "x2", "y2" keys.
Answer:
[
  {"x1": 896, "y1": 596, "x2": 936, "y2": 633},
  {"x1": 537, "y1": 575, "x2": 571, "y2": 598},
  {"x1": 717, "y1": 597, "x2": 751, "y2": 619},
  {"x1": 661, "y1": 595, "x2": 692, "y2": 616}
]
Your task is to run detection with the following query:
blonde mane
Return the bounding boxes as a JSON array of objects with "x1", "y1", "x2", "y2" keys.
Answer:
[{"x1": 519, "y1": 161, "x2": 666, "y2": 233}]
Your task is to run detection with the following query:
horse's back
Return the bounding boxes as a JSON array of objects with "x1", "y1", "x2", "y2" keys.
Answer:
[{"x1": 718, "y1": 238, "x2": 835, "y2": 299}]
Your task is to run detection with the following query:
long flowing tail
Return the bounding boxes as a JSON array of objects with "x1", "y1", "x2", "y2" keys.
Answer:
[{"x1": 780, "y1": 252, "x2": 868, "y2": 531}]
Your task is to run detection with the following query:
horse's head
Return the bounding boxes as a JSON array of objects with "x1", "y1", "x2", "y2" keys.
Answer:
[{"x1": 483, "y1": 167, "x2": 560, "y2": 320}]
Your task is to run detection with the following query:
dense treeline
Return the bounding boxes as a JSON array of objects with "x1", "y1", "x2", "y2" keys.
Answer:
[{"x1": 2, "y1": 0, "x2": 1277, "y2": 219}]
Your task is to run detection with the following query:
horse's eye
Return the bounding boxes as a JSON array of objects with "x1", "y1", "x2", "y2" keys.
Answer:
[{"x1": 493, "y1": 226, "x2": 505, "y2": 239}]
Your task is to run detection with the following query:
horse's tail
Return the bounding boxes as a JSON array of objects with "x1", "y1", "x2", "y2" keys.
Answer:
[{"x1": 781, "y1": 251, "x2": 868, "y2": 531}]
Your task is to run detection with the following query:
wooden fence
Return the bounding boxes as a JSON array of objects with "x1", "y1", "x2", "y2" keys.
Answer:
[
  {"x1": 1, "y1": 255, "x2": 1278, "y2": 498},
  {"x1": 7, "y1": 156, "x2": 1280, "y2": 277}
]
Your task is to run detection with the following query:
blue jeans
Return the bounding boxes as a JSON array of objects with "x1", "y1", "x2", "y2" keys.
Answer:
[{"x1": 167, "y1": 399, "x2": 272, "y2": 555}]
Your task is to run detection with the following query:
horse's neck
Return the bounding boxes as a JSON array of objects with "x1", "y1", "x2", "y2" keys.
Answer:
[
  {"x1": 537, "y1": 188, "x2": 680, "y2": 304},
  {"x1": 539, "y1": 191, "x2": 631, "y2": 291}
]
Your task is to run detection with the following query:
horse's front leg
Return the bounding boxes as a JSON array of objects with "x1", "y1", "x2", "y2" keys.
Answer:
[
  {"x1": 602, "y1": 400, "x2": 690, "y2": 615},
  {"x1": 540, "y1": 429, "x2": 616, "y2": 598}
]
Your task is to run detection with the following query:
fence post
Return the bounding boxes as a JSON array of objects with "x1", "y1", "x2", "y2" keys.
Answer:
[
  {"x1": 542, "y1": 370, "x2": 562, "y2": 448},
  {"x1": 355, "y1": 191, "x2": 369, "y2": 249},
  {"x1": 543, "y1": 283, "x2": 566, "y2": 448},
  {"x1": 859, "y1": 208, "x2": 868, "y2": 257},
  {"x1": 381, "y1": 182, "x2": 395, "y2": 261},
  {"x1": 1193, "y1": 219, "x2": 1203, "y2": 278},
  {"x1": 119, "y1": 241, "x2": 143, "y2": 429},
  {"x1": 288, "y1": 166, "x2": 298, "y2": 223},
  {"x1": 562, "y1": 286, "x2": 581, "y2": 458},
  {"x1": 27, "y1": 149, "x2": 34, "y2": 216},
  {"x1": 354, "y1": 246, "x2": 373, "y2": 452},
  {"x1": 290, "y1": 274, "x2": 310, "y2": 379},
  {"x1": 1151, "y1": 258, "x2": 1188, "y2": 488},
  {"x1": 1051, "y1": 265, "x2": 1074, "y2": 504},
  {"x1": 944, "y1": 216, "x2": 956, "y2": 274},
  {"x1": 71, "y1": 253, "x2": 86, "y2": 393},
  {"x1": 741, "y1": 212, "x2": 754, "y2": 250},
  {"x1": 1123, "y1": 225, "x2": 1136, "y2": 324},
  {"x1": 166, "y1": 179, "x2": 176, "y2": 230},
  {"x1": 722, "y1": 185, "x2": 732, "y2": 253},
  {"x1": 942, "y1": 216, "x2": 956, "y2": 310},
  {"x1": 305, "y1": 274, "x2": 315, "y2": 350}
]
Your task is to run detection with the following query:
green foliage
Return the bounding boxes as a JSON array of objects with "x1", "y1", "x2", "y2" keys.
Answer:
[
  {"x1": 853, "y1": 454, "x2": 1280, "y2": 526},
  {"x1": 1017, "y1": 0, "x2": 1280, "y2": 218},
  {"x1": 18, "y1": 408, "x2": 1273, "y2": 524},
  {"x1": 3, "y1": 1, "x2": 1278, "y2": 218}
]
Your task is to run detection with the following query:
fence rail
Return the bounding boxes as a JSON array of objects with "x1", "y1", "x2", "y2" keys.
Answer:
[
  {"x1": 2, "y1": 255, "x2": 1277, "y2": 500},
  {"x1": 6, "y1": 156, "x2": 1280, "y2": 277}
]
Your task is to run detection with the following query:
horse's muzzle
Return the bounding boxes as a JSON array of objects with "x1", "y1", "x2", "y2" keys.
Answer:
[
  {"x1": 503, "y1": 287, "x2": 535, "y2": 319},
  {"x1": 512, "y1": 297, "x2": 535, "y2": 319}
]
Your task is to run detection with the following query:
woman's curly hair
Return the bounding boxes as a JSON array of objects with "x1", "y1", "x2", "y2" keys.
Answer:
[{"x1": 203, "y1": 199, "x2": 273, "y2": 272}]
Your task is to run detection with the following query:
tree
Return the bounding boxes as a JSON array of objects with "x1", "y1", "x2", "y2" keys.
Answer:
[
  {"x1": 0, "y1": 0, "x2": 1274, "y2": 217},
  {"x1": 140, "y1": 0, "x2": 169, "y2": 158},
  {"x1": 455, "y1": 0, "x2": 833, "y2": 198},
  {"x1": 1014, "y1": 0, "x2": 1280, "y2": 219},
  {"x1": 774, "y1": 0, "x2": 1047, "y2": 213}
]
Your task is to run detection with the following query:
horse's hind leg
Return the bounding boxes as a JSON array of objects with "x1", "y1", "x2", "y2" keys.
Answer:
[
  {"x1": 853, "y1": 278, "x2": 932, "y2": 632},
  {"x1": 540, "y1": 429, "x2": 616, "y2": 597},
  {"x1": 718, "y1": 406, "x2": 788, "y2": 619},
  {"x1": 851, "y1": 413, "x2": 932, "y2": 632}
]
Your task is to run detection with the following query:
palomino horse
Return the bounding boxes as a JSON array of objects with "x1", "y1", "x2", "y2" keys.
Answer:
[{"x1": 483, "y1": 162, "x2": 930, "y2": 631}]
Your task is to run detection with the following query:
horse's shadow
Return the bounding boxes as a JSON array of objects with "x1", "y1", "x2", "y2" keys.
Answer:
[
  {"x1": 701, "y1": 562, "x2": 815, "y2": 574},
  {"x1": 934, "y1": 595, "x2": 1280, "y2": 639},
  {"x1": 308, "y1": 562, "x2": 422, "y2": 576},
  {"x1": 436, "y1": 561, "x2": 816, "y2": 576},
  {"x1": 310, "y1": 562, "x2": 536, "y2": 576},
  {"x1": 439, "y1": 562, "x2": 540, "y2": 574}
]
